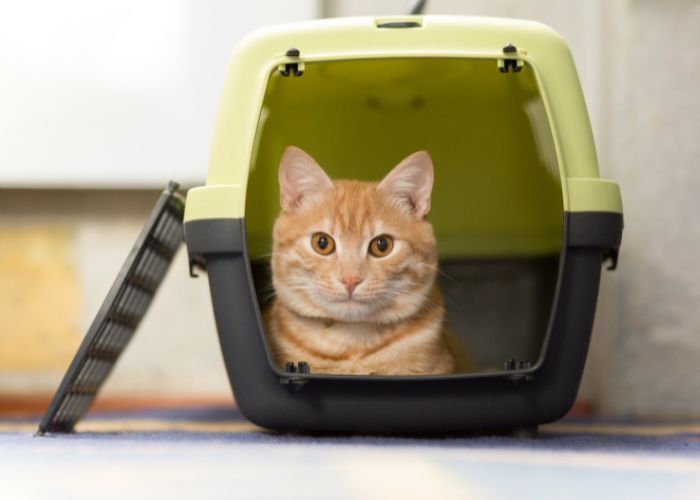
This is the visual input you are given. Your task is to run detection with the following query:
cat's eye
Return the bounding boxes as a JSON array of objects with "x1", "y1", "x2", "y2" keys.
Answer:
[
  {"x1": 368, "y1": 235, "x2": 394, "y2": 257},
  {"x1": 311, "y1": 232, "x2": 336, "y2": 255}
]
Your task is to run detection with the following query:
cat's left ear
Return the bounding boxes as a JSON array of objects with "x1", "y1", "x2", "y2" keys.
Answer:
[{"x1": 378, "y1": 151, "x2": 434, "y2": 218}]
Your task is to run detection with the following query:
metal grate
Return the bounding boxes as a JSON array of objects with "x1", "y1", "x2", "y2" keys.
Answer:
[{"x1": 37, "y1": 182, "x2": 185, "y2": 434}]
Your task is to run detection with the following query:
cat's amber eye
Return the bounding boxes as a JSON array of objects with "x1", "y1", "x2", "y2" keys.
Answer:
[
  {"x1": 368, "y1": 235, "x2": 394, "y2": 257},
  {"x1": 311, "y1": 232, "x2": 336, "y2": 255}
]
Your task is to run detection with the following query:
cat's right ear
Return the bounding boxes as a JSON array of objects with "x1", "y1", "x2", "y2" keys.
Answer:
[{"x1": 279, "y1": 146, "x2": 334, "y2": 212}]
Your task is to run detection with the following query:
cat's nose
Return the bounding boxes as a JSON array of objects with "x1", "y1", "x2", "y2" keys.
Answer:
[{"x1": 339, "y1": 276, "x2": 364, "y2": 296}]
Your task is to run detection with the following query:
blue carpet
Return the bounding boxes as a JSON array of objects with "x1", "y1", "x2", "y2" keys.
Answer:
[{"x1": 2, "y1": 406, "x2": 699, "y2": 499}]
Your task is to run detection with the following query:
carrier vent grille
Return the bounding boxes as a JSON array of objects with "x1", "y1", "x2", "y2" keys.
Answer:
[{"x1": 37, "y1": 182, "x2": 184, "y2": 435}]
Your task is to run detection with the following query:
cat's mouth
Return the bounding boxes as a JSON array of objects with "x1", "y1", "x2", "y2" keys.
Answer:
[
  {"x1": 322, "y1": 293, "x2": 382, "y2": 312},
  {"x1": 329, "y1": 296, "x2": 373, "y2": 305},
  {"x1": 319, "y1": 285, "x2": 392, "y2": 309},
  {"x1": 320, "y1": 296, "x2": 383, "y2": 322}
]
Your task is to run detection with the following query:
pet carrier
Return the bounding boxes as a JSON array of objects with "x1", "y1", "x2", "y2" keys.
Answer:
[{"x1": 183, "y1": 15, "x2": 623, "y2": 434}]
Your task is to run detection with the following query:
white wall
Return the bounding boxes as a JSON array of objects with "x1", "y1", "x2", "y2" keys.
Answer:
[
  {"x1": 592, "y1": 0, "x2": 700, "y2": 418},
  {"x1": 0, "y1": 0, "x2": 318, "y2": 188}
]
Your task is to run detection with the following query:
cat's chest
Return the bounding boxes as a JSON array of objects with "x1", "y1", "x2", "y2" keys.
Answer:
[
  {"x1": 289, "y1": 315, "x2": 389, "y2": 353},
  {"x1": 317, "y1": 319, "x2": 384, "y2": 343}
]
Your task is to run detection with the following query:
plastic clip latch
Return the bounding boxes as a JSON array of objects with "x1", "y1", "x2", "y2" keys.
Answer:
[
  {"x1": 280, "y1": 361, "x2": 310, "y2": 390},
  {"x1": 280, "y1": 48, "x2": 304, "y2": 77},
  {"x1": 499, "y1": 43, "x2": 523, "y2": 73},
  {"x1": 503, "y1": 358, "x2": 535, "y2": 381},
  {"x1": 604, "y1": 248, "x2": 620, "y2": 271},
  {"x1": 188, "y1": 254, "x2": 207, "y2": 278}
]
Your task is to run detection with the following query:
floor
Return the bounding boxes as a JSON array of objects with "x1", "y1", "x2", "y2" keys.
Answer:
[{"x1": 1, "y1": 405, "x2": 699, "y2": 499}]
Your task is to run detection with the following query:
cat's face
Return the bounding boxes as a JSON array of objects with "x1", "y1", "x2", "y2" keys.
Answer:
[{"x1": 271, "y1": 147, "x2": 438, "y2": 324}]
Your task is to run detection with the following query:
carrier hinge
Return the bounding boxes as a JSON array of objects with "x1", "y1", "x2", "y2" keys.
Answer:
[
  {"x1": 280, "y1": 361, "x2": 310, "y2": 390},
  {"x1": 603, "y1": 248, "x2": 619, "y2": 271},
  {"x1": 503, "y1": 358, "x2": 535, "y2": 381},
  {"x1": 279, "y1": 48, "x2": 304, "y2": 77},
  {"x1": 567, "y1": 212, "x2": 623, "y2": 271},
  {"x1": 498, "y1": 43, "x2": 524, "y2": 73},
  {"x1": 188, "y1": 254, "x2": 207, "y2": 278}
]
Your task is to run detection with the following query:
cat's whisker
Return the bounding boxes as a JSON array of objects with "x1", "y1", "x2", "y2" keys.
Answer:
[
  {"x1": 250, "y1": 251, "x2": 274, "y2": 259},
  {"x1": 258, "y1": 294, "x2": 277, "y2": 305},
  {"x1": 417, "y1": 262, "x2": 463, "y2": 286},
  {"x1": 255, "y1": 282, "x2": 276, "y2": 291}
]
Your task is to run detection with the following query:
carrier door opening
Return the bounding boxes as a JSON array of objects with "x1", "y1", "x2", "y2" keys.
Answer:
[{"x1": 247, "y1": 57, "x2": 563, "y2": 377}]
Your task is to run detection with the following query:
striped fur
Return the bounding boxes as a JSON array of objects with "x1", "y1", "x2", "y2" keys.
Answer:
[{"x1": 264, "y1": 147, "x2": 455, "y2": 375}]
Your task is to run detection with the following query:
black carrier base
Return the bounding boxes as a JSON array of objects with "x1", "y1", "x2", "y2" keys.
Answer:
[{"x1": 185, "y1": 212, "x2": 620, "y2": 435}]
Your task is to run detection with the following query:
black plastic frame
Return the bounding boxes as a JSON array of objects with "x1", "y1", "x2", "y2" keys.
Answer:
[{"x1": 184, "y1": 210, "x2": 621, "y2": 434}]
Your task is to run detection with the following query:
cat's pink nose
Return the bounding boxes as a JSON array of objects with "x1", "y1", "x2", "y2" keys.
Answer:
[{"x1": 340, "y1": 276, "x2": 364, "y2": 296}]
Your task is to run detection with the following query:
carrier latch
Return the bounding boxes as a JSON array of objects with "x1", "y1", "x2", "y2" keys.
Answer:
[
  {"x1": 188, "y1": 254, "x2": 207, "y2": 278},
  {"x1": 279, "y1": 48, "x2": 304, "y2": 77},
  {"x1": 280, "y1": 361, "x2": 310, "y2": 390},
  {"x1": 503, "y1": 358, "x2": 535, "y2": 381},
  {"x1": 603, "y1": 248, "x2": 620, "y2": 271},
  {"x1": 567, "y1": 211, "x2": 624, "y2": 271},
  {"x1": 498, "y1": 43, "x2": 524, "y2": 73}
]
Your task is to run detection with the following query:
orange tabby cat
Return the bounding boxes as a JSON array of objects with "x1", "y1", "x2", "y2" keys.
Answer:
[{"x1": 264, "y1": 146, "x2": 455, "y2": 375}]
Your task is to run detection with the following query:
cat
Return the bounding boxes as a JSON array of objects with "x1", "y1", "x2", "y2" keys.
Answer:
[{"x1": 263, "y1": 146, "x2": 455, "y2": 375}]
